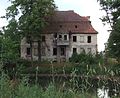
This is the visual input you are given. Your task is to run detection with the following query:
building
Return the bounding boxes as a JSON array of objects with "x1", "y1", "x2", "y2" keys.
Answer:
[{"x1": 21, "y1": 10, "x2": 98, "y2": 62}]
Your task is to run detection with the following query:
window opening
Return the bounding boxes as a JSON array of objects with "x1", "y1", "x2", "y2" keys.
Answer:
[
  {"x1": 34, "y1": 48, "x2": 38, "y2": 56},
  {"x1": 73, "y1": 48, "x2": 77, "y2": 54},
  {"x1": 27, "y1": 48, "x2": 31, "y2": 55},
  {"x1": 87, "y1": 36, "x2": 91, "y2": 43},
  {"x1": 80, "y1": 36, "x2": 84, "y2": 43},
  {"x1": 53, "y1": 48, "x2": 57, "y2": 55},
  {"x1": 41, "y1": 47, "x2": 45, "y2": 56},
  {"x1": 73, "y1": 36, "x2": 77, "y2": 42},
  {"x1": 75, "y1": 25, "x2": 77, "y2": 28},
  {"x1": 59, "y1": 35, "x2": 62, "y2": 39},
  {"x1": 64, "y1": 35, "x2": 67, "y2": 40},
  {"x1": 42, "y1": 36, "x2": 45, "y2": 42},
  {"x1": 60, "y1": 25, "x2": 62, "y2": 28},
  {"x1": 61, "y1": 47, "x2": 65, "y2": 56}
]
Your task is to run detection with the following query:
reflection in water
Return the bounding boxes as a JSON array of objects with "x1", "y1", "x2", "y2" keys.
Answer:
[{"x1": 98, "y1": 87, "x2": 109, "y2": 98}]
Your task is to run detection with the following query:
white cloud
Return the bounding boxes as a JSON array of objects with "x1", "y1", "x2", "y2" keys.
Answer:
[{"x1": 0, "y1": 0, "x2": 11, "y2": 28}]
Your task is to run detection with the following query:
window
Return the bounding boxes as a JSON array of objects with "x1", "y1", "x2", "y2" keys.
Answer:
[
  {"x1": 53, "y1": 48, "x2": 57, "y2": 55},
  {"x1": 60, "y1": 25, "x2": 62, "y2": 28},
  {"x1": 80, "y1": 36, "x2": 84, "y2": 43},
  {"x1": 75, "y1": 25, "x2": 77, "y2": 28},
  {"x1": 73, "y1": 48, "x2": 77, "y2": 54},
  {"x1": 64, "y1": 35, "x2": 67, "y2": 40},
  {"x1": 34, "y1": 48, "x2": 38, "y2": 56},
  {"x1": 26, "y1": 48, "x2": 31, "y2": 55},
  {"x1": 87, "y1": 48, "x2": 91, "y2": 53},
  {"x1": 80, "y1": 48, "x2": 85, "y2": 53},
  {"x1": 61, "y1": 47, "x2": 65, "y2": 56},
  {"x1": 59, "y1": 35, "x2": 62, "y2": 39},
  {"x1": 42, "y1": 36, "x2": 45, "y2": 42},
  {"x1": 54, "y1": 33, "x2": 57, "y2": 38},
  {"x1": 41, "y1": 47, "x2": 45, "y2": 56},
  {"x1": 87, "y1": 36, "x2": 91, "y2": 43},
  {"x1": 73, "y1": 36, "x2": 77, "y2": 42}
]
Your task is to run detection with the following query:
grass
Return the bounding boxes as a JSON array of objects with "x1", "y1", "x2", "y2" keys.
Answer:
[
  {"x1": 0, "y1": 72, "x2": 100, "y2": 98},
  {"x1": 1, "y1": 55, "x2": 120, "y2": 98}
]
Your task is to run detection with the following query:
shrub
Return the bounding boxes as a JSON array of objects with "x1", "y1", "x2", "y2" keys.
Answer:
[{"x1": 69, "y1": 52, "x2": 103, "y2": 65}]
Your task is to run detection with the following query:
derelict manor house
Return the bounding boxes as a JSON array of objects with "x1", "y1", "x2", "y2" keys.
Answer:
[{"x1": 21, "y1": 11, "x2": 98, "y2": 62}]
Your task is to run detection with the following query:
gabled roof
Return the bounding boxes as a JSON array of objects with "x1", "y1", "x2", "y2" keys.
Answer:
[{"x1": 44, "y1": 11, "x2": 98, "y2": 34}]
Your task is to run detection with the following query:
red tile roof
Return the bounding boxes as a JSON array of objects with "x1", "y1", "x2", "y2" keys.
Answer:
[{"x1": 43, "y1": 11, "x2": 98, "y2": 34}]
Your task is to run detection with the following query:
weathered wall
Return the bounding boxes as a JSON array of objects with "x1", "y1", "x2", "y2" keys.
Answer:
[{"x1": 21, "y1": 33, "x2": 97, "y2": 61}]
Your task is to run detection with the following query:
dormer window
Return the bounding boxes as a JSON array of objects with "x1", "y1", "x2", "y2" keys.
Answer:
[
  {"x1": 60, "y1": 25, "x2": 62, "y2": 28},
  {"x1": 75, "y1": 25, "x2": 77, "y2": 28}
]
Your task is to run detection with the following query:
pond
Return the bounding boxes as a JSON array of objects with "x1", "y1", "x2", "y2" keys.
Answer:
[
  {"x1": 98, "y1": 86, "x2": 119, "y2": 98},
  {"x1": 28, "y1": 75, "x2": 120, "y2": 98},
  {"x1": 98, "y1": 87, "x2": 109, "y2": 98}
]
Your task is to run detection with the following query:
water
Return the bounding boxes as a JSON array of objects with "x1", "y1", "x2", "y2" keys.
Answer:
[
  {"x1": 98, "y1": 87, "x2": 109, "y2": 98},
  {"x1": 98, "y1": 86, "x2": 119, "y2": 98}
]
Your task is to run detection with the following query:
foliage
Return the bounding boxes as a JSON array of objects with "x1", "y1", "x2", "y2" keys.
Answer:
[
  {"x1": 0, "y1": 32, "x2": 20, "y2": 79},
  {"x1": 4, "y1": 0, "x2": 56, "y2": 61},
  {"x1": 6, "y1": 0, "x2": 56, "y2": 35},
  {"x1": 0, "y1": 36, "x2": 20, "y2": 62},
  {"x1": 20, "y1": 62, "x2": 73, "y2": 74},
  {"x1": 107, "y1": 20, "x2": 120, "y2": 61},
  {"x1": 98, "y1": 0, "x2": 120, "y2": 61},
  {"x1": 0, "y1": 0, "x2": 56, "y2": 77},
  {"x1": 0, "y1": 70, "x2": 120, "y2": 98},
  {"x1": 69, "y1": 52, "x2": 104, "y2": 65},
  {"x1": 0, "y1": 72, "x2": 100, "y2": 98},
  {"x1": 98, "y1": 0, "x2": 120, "y2": 27}
]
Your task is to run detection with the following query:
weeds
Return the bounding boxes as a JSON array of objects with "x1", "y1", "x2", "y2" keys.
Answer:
[{"x1": 0, "y1": 73, "x2": 99, "y2": 98}]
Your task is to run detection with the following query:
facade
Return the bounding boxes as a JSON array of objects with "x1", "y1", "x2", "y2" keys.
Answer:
[{"x1": 21, "y1": 11, "x2": 98, "y2": 62}]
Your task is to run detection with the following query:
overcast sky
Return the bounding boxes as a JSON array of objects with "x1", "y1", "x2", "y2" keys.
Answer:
[{"x1": 0, "y1": 0, "x2": 110, "y2": 52}]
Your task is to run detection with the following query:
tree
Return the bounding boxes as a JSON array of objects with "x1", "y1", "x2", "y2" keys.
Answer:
[
  {"x1": 5, "y1": 0, "x2": 56, "y2": 61},
  {"x1": 98, "y1": 0, "x2": 120, "y2": 62},
  {"x1": 0, "y1": 30, "x2": 19, "y2": 79}
]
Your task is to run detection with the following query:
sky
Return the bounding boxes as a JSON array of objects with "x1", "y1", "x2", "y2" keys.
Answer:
[{"x1": 0, "y1": 0, "x2": 110, "y2": 52}]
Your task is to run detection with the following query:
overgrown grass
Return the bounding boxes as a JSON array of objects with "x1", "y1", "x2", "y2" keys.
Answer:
[
  {"x1": 1, "y1": 52, "x2": 120, "y2": 98},
  {"x1": 17, "y1": 52, "x2": 120, "y2": 76},
  {"x1": 0, "y1": 72, "x2": 99, "y2": 98}
]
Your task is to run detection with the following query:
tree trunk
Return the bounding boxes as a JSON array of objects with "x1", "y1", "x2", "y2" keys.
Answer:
[
  {"x1": 38, "y1": 39, "x2": 41, "y2": 61},
  {"x1": 27, "y1": 36, "x2": 33, "y2": 62},
  {"x1": 29, "y1": 39, "x2": 33, "y2": 66},
  {"x1": 30, "y1": 41, "x2": 33, "y2": 59}
]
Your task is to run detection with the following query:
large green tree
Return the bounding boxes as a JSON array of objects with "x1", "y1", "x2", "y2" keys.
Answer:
[
  {"x1": 0, "y1": 20, "x2": 20, "y2": 61},
  {"x1": 5, "y1": 0, "x2": 56, "y2": 61},
  {"x1": 98, "y1": 0, "x2": 120, "y2": 61}
]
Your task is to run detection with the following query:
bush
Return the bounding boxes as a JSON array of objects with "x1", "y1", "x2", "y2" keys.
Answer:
[{"x1": 69, "y1": 52, "x2": 103, "y2": 65}]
